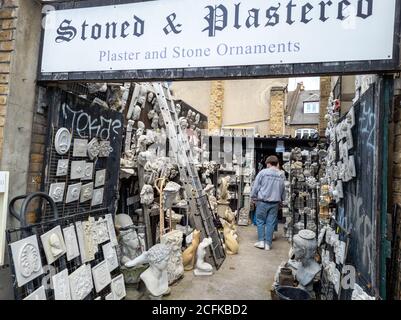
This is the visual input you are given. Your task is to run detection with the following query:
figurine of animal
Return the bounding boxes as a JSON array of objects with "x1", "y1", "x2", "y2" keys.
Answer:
[
  {"x1": 182, "y1": 230, "x2": 201, "y2": 271},
  {"x1": 222, "y1": 221, "x2": 239, "y2": 255}
]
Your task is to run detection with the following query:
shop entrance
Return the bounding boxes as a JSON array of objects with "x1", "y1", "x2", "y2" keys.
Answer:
[{"x1": 2, "y1": 0, "x2": 400, "y2": 301}]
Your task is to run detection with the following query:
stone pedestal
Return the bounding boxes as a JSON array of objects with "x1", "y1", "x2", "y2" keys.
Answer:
[{"x1": 217, "y1": 200, "x2": 230, "y2": 218}]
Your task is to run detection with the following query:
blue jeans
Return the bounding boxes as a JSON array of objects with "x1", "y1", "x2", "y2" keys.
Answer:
[{"x1": 255, "y1": 201, "x2": 279, "y2": 246}]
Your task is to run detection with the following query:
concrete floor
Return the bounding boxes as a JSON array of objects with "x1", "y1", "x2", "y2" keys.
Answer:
[
  {"x1": 167, "y1": 224, "x2": 289, "y2": 300},
  {"x1": 126, "y1": 224, "x2": 290, "y2": 300}
]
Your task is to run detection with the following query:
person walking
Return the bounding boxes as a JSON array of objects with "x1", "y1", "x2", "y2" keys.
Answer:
[{"x1": 250, "y1": 155, "x2": 285, "y2": 251}]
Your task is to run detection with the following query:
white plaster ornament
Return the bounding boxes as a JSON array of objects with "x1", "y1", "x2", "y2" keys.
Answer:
[
  {"x1": 87, "y1": 138, "x2": 100, "y2": 160},
  {"x1": 105, "y1": 213, "x2": 118, "y2": 247},
  {"x1": 93, "y1": 218, "x2": 109, "y2": 245},
  {"x1": 82, "y1": 162, "x2": 94, "y2": 180},
  {"x1": 95, "y1": 169, "x2": 106, "y2": 187},
  {"x1": 49, "y1": 182, "x2": 65, "y2": 203},
  {"x1": 54, "y1": 128, "x2": 72, "y2": 155},
  {"x1": 56, "y1": 159, "x2": 69, "y2": 177},
  {"x1": 80, "y1": 182, "x2": 94, "y2": 203},
  {"x1": 62, "y1": 225, "x2": 80, "y2": 261},
  {"x1": 99, "y1": 141, "x2": 113, "y2": 157},
  {"x1": 105, "y1": 292, "x2": 114, "y2": 300},
  {"x1": 102, "y1": 242, "x2": 119, "y2": 272},
  {"x1": 69, "y1": 264, "x2": 93, "y2": 300},
  {"x1": 23, "y1": 286, "x2": 46, "y2": 300},
  {"x1": 92, "y1": 260, "x2": 112, "y2": 293},
  {"x1": 70, "y1": 161, "x2": 86, "y2": 180},
  {"x1": 92, "y1": 188, "x2": 104, "y2": 206},
  {"x1": 111, "y1": 274, "x2": 126, "y2": 300},
  {"x1": 73, "y1": 139, "x2": 88, "y2": 157},
  {"x1": 40, "y1": 226, "x2": 67, "y2": 264},
  {"x1": 161, "y1": 230, "x2": 184, "y2": 284},
  {"x1": 10, "y1": 235, "x2": 44, "y2": 287},
  {"x1": 193, "y1": 237, "x2": 214, "y2": 276},
  {"x1": 52, "y1": 268, "x2": 71, "y2": 300},
  {"x1": 66, "y1": 183, "x2": 82, "y2": 203}
]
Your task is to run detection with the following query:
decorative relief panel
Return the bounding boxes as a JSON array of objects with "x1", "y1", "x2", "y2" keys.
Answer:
[
  {"x1": 69, "y1": 264, "x2": 93, "y2": 300},
  {"x1": 55, "y1": 128, "x2": 71, "y2": 155},
  {"x1": 56, "y1": 159, "x2": 69, "y2": 177},
  {"x1": 70, "y1": 161, "x2": 86, "y2": 180},
  {"x1": 40, "y1": 226, "x2": 67, "y2": 265},
  {"x1": 102, "y1": 242, "x2": 118, "y2": 272},
  {"x1": 92, "y1": 260, "x2": 112, "y2": 293},
  {"x1": 66, "y1": 183, "x2": 82, "y2": 203},
  {"x1": 95, "y1": 169, "x2": 106, "y2": 187},
  {"x1": 73, "y1": 139, "x2": 88, "y2": 157},
  {"x1": 111, "y1": 274, "x2": 126, "y2": 300},
  {"x1": 91, "y1": 188, "x2": 104, "y2": 206},
  {"x1": 52, "y1": 269, "x2": 71, "y2": 300},
  {"x1": 80, "y1": 182, "x2": 94, "y2": 203},
  {"x1": 62, "y1": 225, "x2": 80, "y2": 261},
  {"x1": 82, "y1": 162, "x2": 94, "y2": 181},
  {"x1": 49, "y1": 183, "x2": 66, "y2": 203},
  {"x1": 23, "y1": 286, "x2": 46, "y2": 300}
]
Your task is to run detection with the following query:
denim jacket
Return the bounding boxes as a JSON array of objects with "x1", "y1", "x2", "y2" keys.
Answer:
[{"x1": 250, "y1": 167, "x2": 285, "y2": 202}]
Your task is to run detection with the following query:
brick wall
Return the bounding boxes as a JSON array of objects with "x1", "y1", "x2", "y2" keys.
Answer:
[
  {"x1": 319, "y1": 76, "x2": 331, "y2": 136},
  {"x1": 0, "y1": 0, "x2": 18, "y2": 159},
  {"x1": 269, "y1": 87, "x2": 286, "y2": 135},
  {"x1": 208, "y1": 80, "x2": 224, "y2": 134}
]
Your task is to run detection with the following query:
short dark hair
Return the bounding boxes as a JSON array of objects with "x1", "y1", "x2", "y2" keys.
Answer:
[{"x1": 265, "y1": 155, "x2": 279, "y2": 166}]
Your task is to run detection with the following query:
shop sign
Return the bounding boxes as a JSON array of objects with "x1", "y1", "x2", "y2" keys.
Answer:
[{"x1": 40, "y1": 0, "x2": 399, "y2": 77}]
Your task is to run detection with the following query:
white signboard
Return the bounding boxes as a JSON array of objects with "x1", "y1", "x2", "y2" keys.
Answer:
[{"x1": 41, "y1": 0, "x2": 397, "y2": 73}]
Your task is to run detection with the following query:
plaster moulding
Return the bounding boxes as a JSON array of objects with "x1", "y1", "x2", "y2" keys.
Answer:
[
  {"x1": 111, "y1": 274, "x2": 126, "y2": 300},
  {"x1": 95, "y1": 169, "x2": 106, "y2": 188},
  {"x1": 56, "y1": 159, "x2": 69, "y2": 177},
  {"x1": 83, "y1": 218, "x2": 97, "y2": 261},
  {"x1": 82, "y1": 162, "x2": 94, "y2": 181},
  {"x1": 105, "y1": 214, "x2": 118, "y2": 247},
  {"x1": 99, "y1": 141, "x2": 113, "y2": 157},
  {"x1": 52, "y1": 268, "x2": 72, "y2": 300},
  {"x1": 87, "y1": 138, "x2": 100, "y2": 160},
  {"x1": 73, "y1": 139, "x2": 88, "y2": 157},
  {"x1": 92, "y1": 260, "x2": 112, "y2": 293},
  {"x1": 66, "y1": 183, "x2": 82, "y2": 203},
  {"x1": 70, "y1": 161, "x2": 86, "y2": 180},
  {"x1": 69, "y1": 264, "x2": 93, "y2": 300},
  {"x1": 62, "y1": 225, "x2": 80, "y2": 261},
  {"x1": 40, "y1": 226, "x2": 67, "y2": 265},
  {"x1": 92, "y1": 188, "x2": 104, "y2": 206},
  {"x1": 23, "y1": 286, "x2": 46, "y2": 300},
  {"x1": 55, "y1": 128, "x2": 72, "y2": 155},
  {"x1": 80, "y1": 182, "x2": 94, "y2": 203},
  {"x1": 10, "y1": 235, "x2": 44, "y2": 287},
  {"x1": 102, "y1": 242, "x2": 119, "y2": 272},
  {"x1": 49, "y1": 182, "x2": 66, "y2": 203},
  {"x1": 93, "y1": 218, "x2": 109, "y2": 245}
]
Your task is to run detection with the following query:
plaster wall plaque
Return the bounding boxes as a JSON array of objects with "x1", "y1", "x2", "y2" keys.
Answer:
[
  {"x1": 91, "y1": 188, "x2": 104, "y2": 206},
  {"x1": 92, "y1": 260, "x2": 112, "y2": 293},
  {"x1": 56, "y1": 159, "x2": 69, "y2": 177},
  {"x1": 70, "y1": 161, "x2": 86, "y2": 180},
  {"x1": 102, "y1": 242, "x2": 119, "y2": 272},
  {"x1": 82, "y1": 162, "x2": 94, "y2": 181},
  {"x1": 99, "y1": 141, "x2": 113, "y2": 157},
  {"x1": 93, "y1": 218, "x2": 109, "y2": 245},
  {"x1": 55, "y1": 128, "x2": 71, "y2": 155},
  {"x1": 69, "y1": 264, "x2": 93, "y2": 300},
  {"x1": 23, "y1": 286, "x2": 46, "y2": 300},
  {"x1": 40, "y1": 226, "x2": 67, "y2": 264},
  {"x1": 105, "y1": 214, "x2": 118, "y2": 247},
  {"x1": 75, "y1": 221, "x2": 86, "y2": 262},
  {"x1": 80, "y1": 182, "x2": 94, "y2": 203},
  {"x1": 95, "y1": 169, "x2": 106, "y2": 187},
  {"x1": 49, "y1": 182, "x2": 65, "y2": 203},
  {"x1": 88, "y1": 138, "x2": 100, "y2": 160},
  {"x1": 10, "y1": 235, "x2": 44, "y2": 287},
  {"x1": 111, "y1": 274, "x2": 126, "y2": 300},
  {"x1": 66, "y1": 183, "x2": 82, "y2": 203},
  {"x1": 52, "y1": 269, "x2": 71, "y2": 300},
  {"x1": 73, "y1": 139, "x2": 88, "y2": 157},
  {"x1": 83, "y1": 218, "x2": 96, "y2": 261},
  {"x1": 62, "y1": 225, "x2": 80, "y2": 261}
]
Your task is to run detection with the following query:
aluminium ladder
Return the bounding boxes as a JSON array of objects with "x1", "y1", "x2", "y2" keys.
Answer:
[{"x1": 151, "y1": 82, "x2": 226, "y2": 270}]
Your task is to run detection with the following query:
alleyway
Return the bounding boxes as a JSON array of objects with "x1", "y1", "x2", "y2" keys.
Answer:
[{"x1": 115, "y1": 224, "x2": 287, "y2": 300}]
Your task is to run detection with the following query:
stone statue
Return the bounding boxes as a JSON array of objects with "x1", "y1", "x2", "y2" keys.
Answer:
[
  {"x1": 161, "y1": 230, "x2": 184, "y2": 284},
  {"x1": 204, "y1": 184, "x2": 217, "y2": 214},
  {"x1": 115, "y1": 214, "x2": 142, "y2": 265},
  {"x1": 182, "y1": 230, "x2": 201, "y2": 271},
  {"x1": 125, "y1": 243, "x2": 172, "y2": 298},
  {"x1": 222, "y1": 220, "x2": 239, "y2": 255},
  {"x1": 193, "y1": 237, "x2": 214, "y2": 276},
  {"x1": 140, "y1": 184, "x2": 154, "y2": 205},
  {"x1": 292, "y1": 229, "x2": 321, "y2": 289},
  {"x1": 175, "y1": 103, "x2": 181, "y2": 116},
  {"x1": 218, "y1": 176, "x2": 230, "y2": 202},
  {"x1": 179, "y1": 117, "x2": 188, "y2": 131}
]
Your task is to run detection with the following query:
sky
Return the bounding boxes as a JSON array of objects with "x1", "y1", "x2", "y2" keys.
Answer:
[{"x1": 288, "y1": 77, "x2": 320, "y2": 91}]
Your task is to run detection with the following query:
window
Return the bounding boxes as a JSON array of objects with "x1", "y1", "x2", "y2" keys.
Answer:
[
  {"x1": 295, "y1": 128, "x2": 318, "y2": 137},
  {"x1": 304, "y1": 101, "x2": 319, "y2": 114}
]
